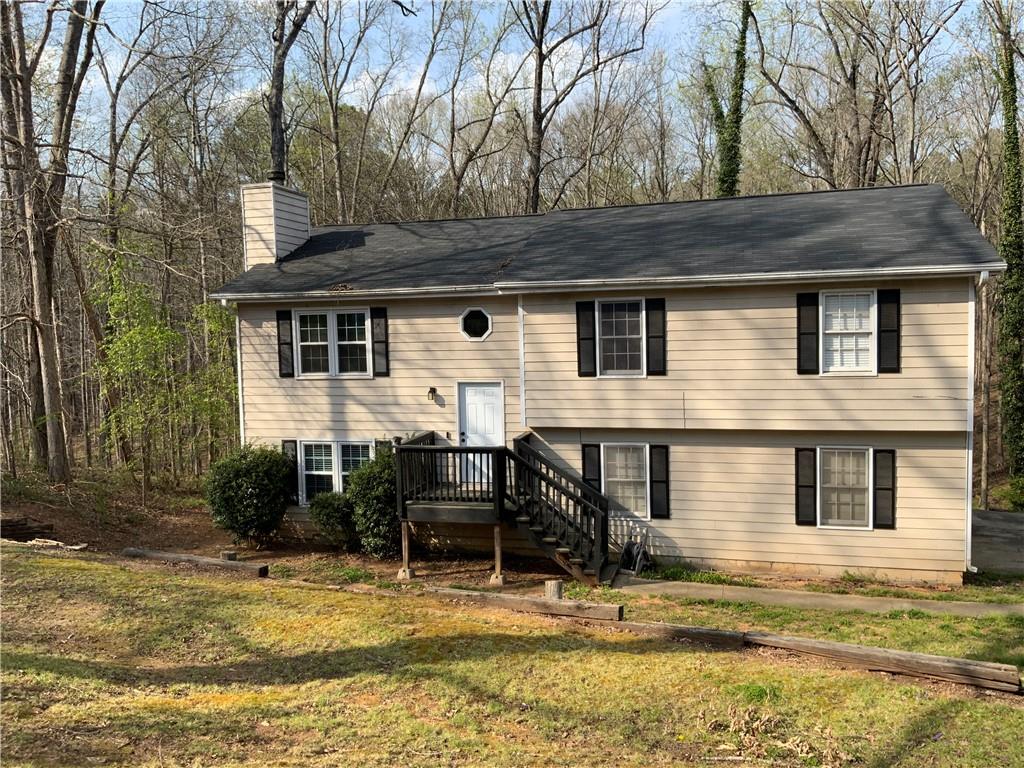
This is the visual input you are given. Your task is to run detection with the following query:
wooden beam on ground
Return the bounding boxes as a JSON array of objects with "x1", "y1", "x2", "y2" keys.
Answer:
[
  {"x1": 744, "y1": 631, "x2": 1022, "y2": 693},
  {"x1": 121, "y1": 548, "x2": 269, "y2": 577},
  {"x1": 427, "y1": 586, "x2": 623, "y2": 621},
  {"x1": 615, "y1": 620, "x2": 746, "y2": 650}
]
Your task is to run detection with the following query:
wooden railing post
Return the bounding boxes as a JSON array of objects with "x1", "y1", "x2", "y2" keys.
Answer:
[
  {"x1": 393, "y1": 438, "x2": 406, "y2": 520},
  {"x1": 493, "y1": 448, "x2": 506, "y2": 519}
]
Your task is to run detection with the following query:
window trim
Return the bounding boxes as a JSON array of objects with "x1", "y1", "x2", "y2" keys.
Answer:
[
  {"x1": 459, "y1": 307, "x2": 493, "y2": 341},
  {"x1": 600, "y1": 442, "x2": 651, "y2": 521},
  {"x1": 818, "y1": 289, "x2": 877, "y2": 377},
  {"x1": 293, "y1": 308, "x2": 373, "y2": 379},
  {"x1": 596, "y1": 297, "x2": 647, "y2": 378},
  {"x1": 816, "y1": 445, "x2": 874, "y2": 531},
  {"x1": 298, "y1": 439, "x2": 375, "y2": 506}
]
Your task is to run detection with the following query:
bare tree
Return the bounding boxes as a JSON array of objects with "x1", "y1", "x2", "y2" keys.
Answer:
[
  {"x1": 512, "y1": 0, "x2": 659, "y2": 213},
  {"x1": 1, "y1": 0, "x2": 105, "y2": 481},
  {"x1": 268, "y1": 0, "x2": 315, "y2": 182}
]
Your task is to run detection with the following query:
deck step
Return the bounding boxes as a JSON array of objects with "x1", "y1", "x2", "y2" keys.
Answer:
[
  {"x1": 529, "y1": 526, "x2": 545, "y2": 533},
  {"x1": 541, "y1": 537, "x2": 558, "y2": 544},
  {"x1": 515, "y1": 516, "x2": 531, "y2": 524},
  {"x1": 569, "y1": 558, "x2": 584, "y2": 565},
  {"x1": 555, "y1": 547, "x2": 571, "y2": 555}
]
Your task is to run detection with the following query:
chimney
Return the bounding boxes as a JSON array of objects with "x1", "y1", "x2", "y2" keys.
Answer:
[{"x1": 240, "y1": 181, "x2": 311, "y2": 269}]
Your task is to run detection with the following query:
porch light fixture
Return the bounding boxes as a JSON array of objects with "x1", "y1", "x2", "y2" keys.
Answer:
[{"x1": 427, "y1": 386, "x2": 437, "y2": 402}]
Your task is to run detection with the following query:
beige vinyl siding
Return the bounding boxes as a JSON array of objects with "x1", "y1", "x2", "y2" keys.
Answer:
[
  {"x1": 241, "y1": 183, "x2": 309, "y2": 268},
  {"x1": 239, "y1": 297, "x2": 522, "y2": 446},
  {"x1": 530, "y1": 428, "x2": 967, "y2": 582},
  {"x1": 523, "y1": 278, "x2": 970, "y2": 432}
]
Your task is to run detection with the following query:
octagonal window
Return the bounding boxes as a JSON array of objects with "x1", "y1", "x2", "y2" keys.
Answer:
[{"x1": 460, "y1": 308, "x2": 492, "y2": 340}]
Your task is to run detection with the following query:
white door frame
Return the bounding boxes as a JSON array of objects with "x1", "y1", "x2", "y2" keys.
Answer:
[{"x1": 455, "y1": 380, "x2": 506, "y2": 447}]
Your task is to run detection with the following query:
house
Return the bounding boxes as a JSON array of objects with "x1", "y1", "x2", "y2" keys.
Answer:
[{"x1": 212, "y1": 182, "x2": 1004, "y2": 586}]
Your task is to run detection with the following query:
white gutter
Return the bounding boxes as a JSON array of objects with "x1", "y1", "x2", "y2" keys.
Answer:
[
  {"x1": 493, "y1": 262, "x2": 1008, "y2": 293},
  {"x1": 211, "y1": 262, "x2": 1006, "y2": 303}
]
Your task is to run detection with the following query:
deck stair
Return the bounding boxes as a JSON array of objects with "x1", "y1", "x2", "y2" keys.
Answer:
[{"x1": 395, "y1": 432, "x2": 618, "y2": 585}]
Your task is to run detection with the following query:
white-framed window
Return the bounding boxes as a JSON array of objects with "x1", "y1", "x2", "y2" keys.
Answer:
[
  {"x1": 295, "y1": 309, "x2": 372, "y2": 377},
  {"x1": 460, "y1": 307, "x2": 492, "y2": 340},
  {"x1": 297, "y1": 313, "x2": 331, "y2": 374},
  {"x1": 820, "y1": 291, "x2": 875, "y2": 374},
  {"x1": 818, "y1": 447, "x2": 871, "y2": 529},
  {"x1": 602, "y1": 443, "x2": 649, "y2": 519},
  {"x1": 299, "y1": 440, "x2": 375, "y2": 504},
  {"x1": 598, "y1": 299, "x2": 645, "y2": 376}
]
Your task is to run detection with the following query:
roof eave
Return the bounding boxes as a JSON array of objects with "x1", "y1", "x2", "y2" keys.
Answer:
[{"x1": 211, "y1": 262, "x2": 1006, "y2": 303}]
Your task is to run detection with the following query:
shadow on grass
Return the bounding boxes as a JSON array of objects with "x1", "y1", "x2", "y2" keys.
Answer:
[{"x1": 4, "y1": 628, "x2": 726, "y2": 690}]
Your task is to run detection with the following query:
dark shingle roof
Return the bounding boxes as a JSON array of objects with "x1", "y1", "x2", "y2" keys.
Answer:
[{"x1": 212, "y1": 185, "x2": 1001, "y2": 299}]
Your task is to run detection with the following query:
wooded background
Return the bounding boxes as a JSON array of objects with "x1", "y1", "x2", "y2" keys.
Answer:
[{"x1": 1, "y1": 0, "x2": 1020, "y2": 505}]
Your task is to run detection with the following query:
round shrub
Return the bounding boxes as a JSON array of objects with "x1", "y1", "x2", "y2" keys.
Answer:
[
  {"x1": 205, "y1": 445, "x2": 292, "y2": 547},
  {"x1": 346, "y1": 449, "x2": 400, "y2": 559},
  {"x1": 309, "y1": 491, "x2": 357, "y2": 550}
]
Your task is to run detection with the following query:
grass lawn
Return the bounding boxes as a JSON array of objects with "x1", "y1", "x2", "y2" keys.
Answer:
[{"x1": 3, "y1": 546, "x2": 1023, "y2": 767}]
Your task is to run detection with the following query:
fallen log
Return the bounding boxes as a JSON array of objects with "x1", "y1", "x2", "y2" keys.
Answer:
[
  {"x1": 121, "y1": 548, "x2": 269, "y2": 577},
  {"x1": 744, "y1": 632, "x2": 1021, "y2": 693},
  {"x1": 427, "y1": 586, "x2": 623, "y2": 621}
]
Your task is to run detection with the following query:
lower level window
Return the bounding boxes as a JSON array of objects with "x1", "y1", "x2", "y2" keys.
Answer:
[
  {"x1": 603, "y1": 444, "x2": 648, "y2": 518},
  {"x1": 301, "y1": 440, "x2": 374, "y2": 504},
  {"x1": 819, "y1": 448, "x2": 869, "y2": 528}
]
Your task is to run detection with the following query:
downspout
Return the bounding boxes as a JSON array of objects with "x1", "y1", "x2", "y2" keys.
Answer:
[
  {"x1": 517, "y1": 294, "x2": 527, "y2": 428},
  {"x1": 965, "y1": 271, "x2": 989, "y2": 574},
  {"x1": 230, "y1": 300, "x2": 246, "y2": 446}
]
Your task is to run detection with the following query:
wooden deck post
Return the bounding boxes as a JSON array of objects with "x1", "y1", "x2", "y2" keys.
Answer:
[
  {"x1": 489, "y1": 524, "x2": 505, "y2": 586},
  {"x1": 397, "y1": 520, "x2": 415, "y2": 580}
]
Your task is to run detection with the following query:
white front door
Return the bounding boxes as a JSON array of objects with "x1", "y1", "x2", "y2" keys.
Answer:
[{"x1": 458, "y1": 382, "x2": 504, "y2": 483}]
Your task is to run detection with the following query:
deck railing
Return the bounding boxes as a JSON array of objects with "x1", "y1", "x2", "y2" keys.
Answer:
[
  {"x1": 394, "y1": 432, "x2": 612, "y2": 577},
  {"x1": 395, "y1": 443, "x2": 507, "y2": 519}
]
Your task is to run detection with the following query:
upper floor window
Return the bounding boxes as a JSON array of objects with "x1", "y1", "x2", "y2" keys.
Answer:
[
  {"x1": 820, "y1": 291, "x2": 874, "y2": 374},
  {"x1": 296, "y1": 309, "x2": 371, "y2": 377},
  {"x1": 598, "y1": 300, "x2": 644, "y2": 375},
  {"x1": 460, "y1": 308, "x2": 492, "y2": 340}
]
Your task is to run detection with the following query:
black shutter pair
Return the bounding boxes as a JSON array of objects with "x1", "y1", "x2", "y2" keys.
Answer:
[
  {"x1": 576, "y1": 299, "x2": 667, "y2": 377},
  {"x1": 582, "y1": 443, "x2": 670, "y2": 519},
  {"x1": 794, "y1": 447, "x2": 896, "y2": 528},
  {"x1": 796, "y1": 290, "x2": 900, "y2": 374},
  {"x1": 276, "y1": 308, "x2": 390, "y2": 377}
]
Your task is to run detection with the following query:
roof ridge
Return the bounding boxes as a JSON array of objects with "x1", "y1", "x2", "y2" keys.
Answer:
[{"x1": 311, "y1": 184, "x2": 937, "y2": 231}]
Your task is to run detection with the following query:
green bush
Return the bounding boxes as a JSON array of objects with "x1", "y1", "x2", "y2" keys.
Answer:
[
  {"x1": 205, "y1": 445, "x2": 291, "y2": 547},
  {"x1": 309, "y1": 491, "x2": 357, "y2": 550},
  {"x1": 1006, "y1": 476, "x2": 1024, "y2": 513},
  {"x1": 346, "y1": 449, "x2": 400, "y2": 559}
]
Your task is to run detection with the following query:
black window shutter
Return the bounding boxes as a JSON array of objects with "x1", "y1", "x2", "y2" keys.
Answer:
[
  {"x1": 796, "y1": 293, "x2": 819, "y2": 375},
  {"x1": 877, "y1": 289, "x2": 901, "y2": 373},
  {"x1": 874, "y1": 449, "x2": 896, "y2": 529},
  {"x1": 281, "y1": 440, "x2": 299, "y2": 505},
  {"x1": 576, "y1": 301, "x2": 597, "y2": 377},
  {"x1": 795, "y1": 448, "x2": 816, "y2": 525},
  {"x1": 276, "y1": 310, "x2": 294, "y2": 378},
  {"x1": 370, "y1": 307, "x2": 389, "y2": 377},
  {"x1": 646, "y1": 298, "x2": 667, "y2": 375},
  {"x1": 649, "y1": 445, "x2": 670, "y2": 519},
  {"x1": 582, "y1": 443, "x2": 602, "y2": 491}
]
